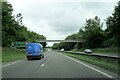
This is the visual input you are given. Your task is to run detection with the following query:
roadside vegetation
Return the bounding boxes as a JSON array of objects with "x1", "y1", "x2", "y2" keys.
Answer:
[
  {"x1": 2, "y1": 1, "x2": 46, "y2": 48},
  {"x1": 71, "y1": 47, "x2": 118, "y2": 54},
  {"x1": 2, "y1": 47, "x2": 47, "y2": 62},
  {"x1": 1, "y1": 1, "x2": 47, "y2": 62},
  {"x1": 2, "y1": 47, "x2": 25, "y2": 62},
  {"x1": 52, "y1": 1, "x2": 120, "y2": 52},
  {"x1": 60, "y1": 52, "x2": 119, "y2": 73},
  {"x1": 0, "y1": 47, "x2": 2, "y2": 62}
]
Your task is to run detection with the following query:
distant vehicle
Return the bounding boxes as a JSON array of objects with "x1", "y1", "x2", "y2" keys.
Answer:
[
  {"x1": 26, "y1": 43, "x2": 44, "y2": 60},
  {"x1": 48, "y1": 49, "x2": 50, "y2": 52},
  {"x1": 60, "y1": 48, "x2": 64, "y2": 51},
  {"x1": 84, "y1": 49, "x2": 92, "y2": 53}
]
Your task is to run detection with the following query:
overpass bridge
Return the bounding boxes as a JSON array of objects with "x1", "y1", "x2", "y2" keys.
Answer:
[{"x1": 38, "y1": 40, "x2": 84, "y2": 42}]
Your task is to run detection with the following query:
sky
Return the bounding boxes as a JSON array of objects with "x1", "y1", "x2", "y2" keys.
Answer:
[{"x1": 8, "y1": 0, "x2": 119, "y2": 46}]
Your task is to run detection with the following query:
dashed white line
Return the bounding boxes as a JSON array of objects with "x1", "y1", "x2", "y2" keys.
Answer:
[
  {"x1": 41, "y1": 63, "x2": 44, "y2": 67},
  {"x1": 58, "y1": 52, "x2": 113, "y2": 78},
  {"x1": 2, "y1": 61, "x2": 22, "y2": 68}
]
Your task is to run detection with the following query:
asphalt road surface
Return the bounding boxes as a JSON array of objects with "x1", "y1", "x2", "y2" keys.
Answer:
[{"x1": 2, "y1": 50, "x2": 118, "y2": 79}]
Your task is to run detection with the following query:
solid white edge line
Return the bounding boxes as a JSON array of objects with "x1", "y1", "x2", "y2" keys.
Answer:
[
  {"x1": 58, "y1": 53, "x2": 113, "y2": 78},
  {"x1": 1, "y1": 61, "x2": 22, "y2": 67}
]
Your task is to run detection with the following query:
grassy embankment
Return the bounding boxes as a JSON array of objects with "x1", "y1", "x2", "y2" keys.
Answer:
[
  {"x1": 71, "y1": 47, "x2": 118, "y2": 54},
  {"x1": 60, "y1": 51, "x2": 119, "y2": 73},
  {"x1": 2, "y1": 47, "x2": 47, "y2": 62},
  {"x1": 2, "y1": 47, "x2": 26, "y2": 62}
]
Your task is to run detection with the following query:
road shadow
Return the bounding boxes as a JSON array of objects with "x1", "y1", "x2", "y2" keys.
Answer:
[{"x1": 24, "y1": 58, "x2": 44, "y2": 61}]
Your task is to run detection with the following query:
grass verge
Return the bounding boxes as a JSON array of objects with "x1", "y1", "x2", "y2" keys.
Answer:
[
  {"x1": 71, "y1": 47, "x2": 118, "y2": 54},
  {"x1": 2, "y1": 47, "x2": 26, "y2": 62},
  {"x1": 60, "y1": 52, "x2": 119, "y2": 73}
]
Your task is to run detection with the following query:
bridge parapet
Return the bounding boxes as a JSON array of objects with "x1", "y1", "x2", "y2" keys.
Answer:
[{"x1": 38, "y1": 40, "x2": 84, "y2": 42}]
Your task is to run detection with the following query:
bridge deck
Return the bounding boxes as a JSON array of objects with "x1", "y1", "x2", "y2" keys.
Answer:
[{"x1": 38, "y1": 40, "x2": 84, "y2": 42}]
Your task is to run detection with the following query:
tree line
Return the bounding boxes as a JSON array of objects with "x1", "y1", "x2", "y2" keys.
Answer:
[
  {"x1": 52, "y1": 1, "x2": 120, "y2": 50},
  {"x1": 1, "y1": 1, "x2": 46, "y2": 48}
]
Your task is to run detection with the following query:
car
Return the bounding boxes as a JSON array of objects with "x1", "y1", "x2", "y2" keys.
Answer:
[
  {"x1": 47, "y1": 49, "x2": 50, "y2": 52},
  {"x1": 84, "y1": 49, "x2": 92, "y2": 53},
  {"x1": 26, "y1": 43, "x2": 44, "y2": 60},
  {"x1": 60, "y1": 48, "x2": 64, "y2": 51}
]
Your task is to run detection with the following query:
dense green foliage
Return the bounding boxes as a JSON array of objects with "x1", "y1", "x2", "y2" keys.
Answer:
[
  {"x1": 2, "y1": 1, "x2": 46, "y2": 47},
  {"x1": 104, "y1": 1, "x2": 120, "y2": 47},
  {"x1": 52, "y1": 1, "x2": 119, "y2": 50},
  {"x1": 2, "y1": 47, "x2": 25, "y2": 62},
  {"x1": 79, "y1": 16, "x2": 104, "y2": 48}
]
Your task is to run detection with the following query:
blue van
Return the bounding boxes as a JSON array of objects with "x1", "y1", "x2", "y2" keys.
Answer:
[{"x1": 26, "y1": 43, "x2": 44, "y2": 60}]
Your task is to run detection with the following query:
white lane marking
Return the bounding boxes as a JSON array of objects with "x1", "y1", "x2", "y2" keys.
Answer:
[
  {"x1": 2, "y1": 61, "x2": 22, "y2": 68},
  {"x1": 58, "y1": 53, "x2": 113, "y2": 78},
  {"x1": 41, "y1": 63, "x2": 44, "y2": 67}
]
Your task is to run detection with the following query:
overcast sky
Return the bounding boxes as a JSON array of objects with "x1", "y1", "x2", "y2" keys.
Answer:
[{"x1": 8, "y1": 0, "x2": 119, "y2": 46}]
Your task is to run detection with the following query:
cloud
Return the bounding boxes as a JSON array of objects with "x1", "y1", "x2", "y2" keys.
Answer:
[{"x1": 8, "y1": 0, "x2": 119, "y2": 46}]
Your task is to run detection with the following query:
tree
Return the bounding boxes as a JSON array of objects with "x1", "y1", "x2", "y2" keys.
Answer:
[
  {"x1": 2, "y1": 1, "x2": 47, "y2": 47},
  {"x1": 2, "y1": 1, "x2": 15, "y2": 46},
  {"x1": 52, "y1": 43, "x2": 60, "y2": 50},
  {"x1": 74, "y1": 29, "x2": 84, "y2": 49},
  {"x1": 105, "y1": 1, "x2": 120, "y2": 47},
  {"x1": 81, "y1": 16, "x2": 104, "y2": 48}
]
